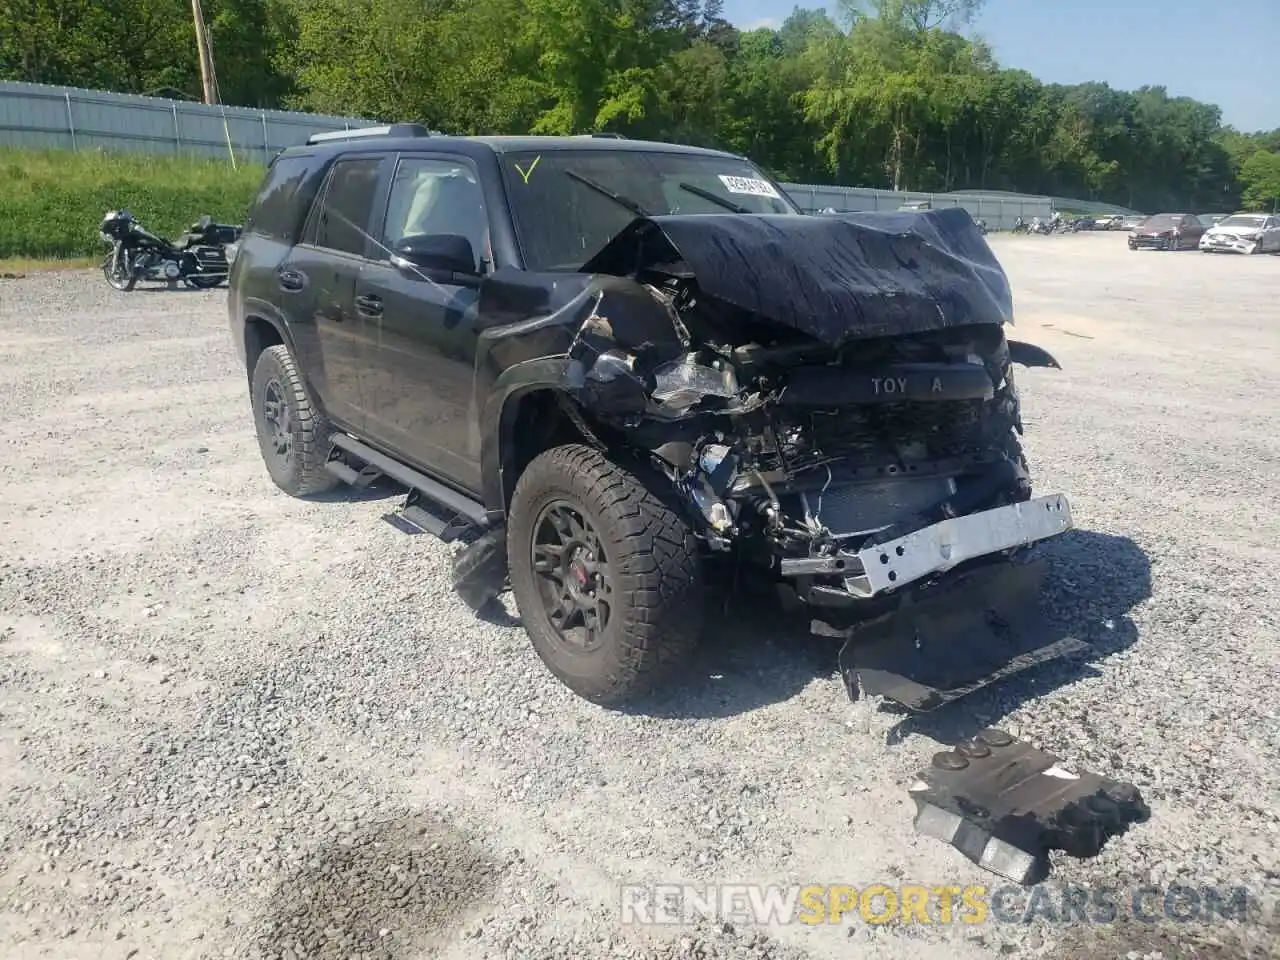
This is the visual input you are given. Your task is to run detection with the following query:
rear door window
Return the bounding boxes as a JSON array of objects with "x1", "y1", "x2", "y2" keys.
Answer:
[
  {"x1": 304, "y1": 157, "x2": 384, "y2": 257},
  {"x1": 245, "y1": 154, "x2": 317, "y2": 242}
]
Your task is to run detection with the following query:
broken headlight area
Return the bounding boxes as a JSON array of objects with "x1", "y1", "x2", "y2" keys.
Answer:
[
  {"x1": 648, "y1": 355, "x2": 739, "y2": 417},
  {"x1": 622, "y1": 323, "x2": 1039, "y2": 563}
]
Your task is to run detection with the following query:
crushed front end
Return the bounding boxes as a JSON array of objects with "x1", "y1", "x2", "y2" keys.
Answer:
[{"x1": 567, "y1": 208, "x2": 1080, "y2": 710}]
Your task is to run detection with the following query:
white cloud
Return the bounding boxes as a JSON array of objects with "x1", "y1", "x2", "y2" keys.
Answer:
[{"x1": 742, "y1": 16, "x2": 781, "y2": 30}]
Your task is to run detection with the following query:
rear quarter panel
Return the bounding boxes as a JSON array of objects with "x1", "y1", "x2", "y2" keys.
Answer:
[{"x1": 228, "y1": 235, "x2": 296, "y2": 380}]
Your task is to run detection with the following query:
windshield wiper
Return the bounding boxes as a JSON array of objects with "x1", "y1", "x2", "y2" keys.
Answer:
[
  {"x1": 678, "y1": 181, "x2": 751, "y2": 214},
  {"x1": 563, "y1": 168, "x2": 651, "y2": 218}
]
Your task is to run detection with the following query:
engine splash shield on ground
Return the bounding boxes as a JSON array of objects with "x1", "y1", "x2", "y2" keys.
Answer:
[
  {"x1": 909, "y1": 729, "x2": 1150, "y2": 885},
  {"x1": 838, "y1": 557, "x2": 1089, "y2": 711}
]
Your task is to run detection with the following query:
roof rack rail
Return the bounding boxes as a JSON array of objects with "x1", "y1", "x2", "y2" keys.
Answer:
[
  {"x1": 306, "y1": 123, "x2": 431, "y2": 145},
  {"x1": 571, "y1": 132, "x2": 626, "y2": 139}
]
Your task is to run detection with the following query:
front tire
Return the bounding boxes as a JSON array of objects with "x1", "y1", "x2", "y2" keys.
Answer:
[
  {"x1": 250, "y1": 344, "x2": 338, "y2": 497},
  {"x1": 102, "y1": 250, "x2": 136, "y2": 291},
  {"x1": 507, "y1": 444, "x2": 703, "y2": 705}
]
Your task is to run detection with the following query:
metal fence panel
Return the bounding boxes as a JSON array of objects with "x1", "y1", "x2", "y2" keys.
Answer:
[
  {"x1": 778, "y1": 183, "x2": 1056, "y2": 230},
  {"x1": 1, "y1": 80, "x2": 1139, "y2": 223},
  {"x1": 0, "y1": 80, "x2": 380, "y2": 164},
  {"x1": 945, "y1": 189, "x2": 1142, "y2": 216}
]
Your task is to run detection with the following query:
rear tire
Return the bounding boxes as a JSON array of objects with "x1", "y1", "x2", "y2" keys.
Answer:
[
  {"x1": 250, "y1": 344, "x2": 338, "y2": 497},
  {"x1": 507, "y1": 444, "x2": 703, "y2": 705}
]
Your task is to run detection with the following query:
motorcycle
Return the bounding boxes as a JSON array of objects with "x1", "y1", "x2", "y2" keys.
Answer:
[
  {"x1": 100, "y1": 210, "x2": 242, "y2": 292},
  {"x1": 974, "y1": 218, "x2": 989, "y2": 235},
  {"x1": 1011, "y1": 217, "x2": 1029, "y2": 235}
]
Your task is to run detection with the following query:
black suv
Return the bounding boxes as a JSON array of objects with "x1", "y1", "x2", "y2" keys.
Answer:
[{"x1": 229, "y1": 125, "x2": 1075, "y2": 709}]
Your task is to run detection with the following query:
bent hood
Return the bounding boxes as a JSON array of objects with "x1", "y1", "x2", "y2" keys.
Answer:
[
  {"x1": 1205, "y1": 222, "x2": 1264, "y2": 239},
  {"x1": 580, "y1": 207, "x2": 1013, "y2": 346}
]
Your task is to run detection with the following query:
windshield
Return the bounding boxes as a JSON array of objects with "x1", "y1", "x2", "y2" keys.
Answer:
[
  {"x1": 502, "y1": 148, "x2": 797, "y2": 271},
  {"x1": 1219, "y1": 215, "x2": 1265, "y2": 228},
  {"x1": 1142, "y1": 214, "x2": 1180, "y2": 229}
]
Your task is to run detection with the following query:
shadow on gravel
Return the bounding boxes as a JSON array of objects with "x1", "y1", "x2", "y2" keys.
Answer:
[
  {"x1": 1046, "y1": 914, "x2": 1277, "y2": 960},
  {"x1": 620, "y1": 571, "x2": 836, "y2": 720},
  {"x1": 304, "y1": 475, "x2": 404, "y2": 504},
  {"x1": 883, "y1": 528, "x2": 1152, "y2": 747},
  {"x1": 623, "y1": 529, "x2": 1150, "y2": 726},
  {"x1": 247, "y1": 812, "x2": 501, "y2": 960}
]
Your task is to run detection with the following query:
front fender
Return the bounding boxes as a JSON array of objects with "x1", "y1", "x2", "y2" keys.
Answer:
[{"x1": 479, "y1": 356, "x2": 578, "y2": 515}]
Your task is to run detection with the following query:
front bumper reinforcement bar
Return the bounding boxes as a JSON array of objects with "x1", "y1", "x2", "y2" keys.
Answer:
[{"x1": 843, "y1": 493, "x2": 1072, "y2": 598}]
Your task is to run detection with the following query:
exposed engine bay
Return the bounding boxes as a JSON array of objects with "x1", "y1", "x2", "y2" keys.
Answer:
[
  {"x1": 560, "y1": 211, "x2": 1065, "y2": 610},
  {"x1": 520, "y1": 208, "x2": 1078, "y2": 709}
]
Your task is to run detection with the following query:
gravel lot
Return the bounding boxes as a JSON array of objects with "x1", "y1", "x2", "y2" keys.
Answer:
[{"x1": 1, "y1": 233, "x2": 1278, "y2": 960}]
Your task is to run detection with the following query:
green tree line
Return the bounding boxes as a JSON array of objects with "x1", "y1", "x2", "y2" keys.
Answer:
[{"x1": 4, "y1": 0, "x2": 1279, "y2": 211}]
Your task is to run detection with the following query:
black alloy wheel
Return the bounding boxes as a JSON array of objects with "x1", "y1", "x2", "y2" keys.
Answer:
[
  {"x1": 530, "y1": 500, "x2": 615, "y2": 654},
  {"x1": 260, "y1": 378, "x2": 294, "y2": 472}
]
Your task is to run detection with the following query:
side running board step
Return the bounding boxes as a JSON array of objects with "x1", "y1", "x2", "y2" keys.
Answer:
[
  {"x1": 385, "y1": 491, "x2": 476, "y2": 543},
  {"x1": 323, "y1": 458, "x2": 383, "y2": 488},
  {"x1": 327, "y1": 433, "x2": 489, "y2": 527}
]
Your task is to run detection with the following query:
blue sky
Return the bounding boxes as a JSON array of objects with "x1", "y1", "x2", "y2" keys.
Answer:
[{"x1": 721, "y1": 0, "x2": 1280, "y2": 132}]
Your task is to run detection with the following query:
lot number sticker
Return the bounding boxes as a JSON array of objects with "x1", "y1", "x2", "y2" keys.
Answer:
[{"x1": 717, "y1": 175, "x2": 781, "y2": 199}]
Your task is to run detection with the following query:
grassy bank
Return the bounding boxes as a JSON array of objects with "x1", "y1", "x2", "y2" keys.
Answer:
[{"x1": 0, "y1": 149, "x2": 264, "y2": 259}]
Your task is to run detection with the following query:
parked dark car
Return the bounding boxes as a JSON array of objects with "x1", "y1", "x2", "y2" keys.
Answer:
[
  {"x1": 1128, "y1": 213, "x2": 1206, "y2": 251},
  {"x1": 227, "y1": 124, "x2": 1075, "y2": 710}
]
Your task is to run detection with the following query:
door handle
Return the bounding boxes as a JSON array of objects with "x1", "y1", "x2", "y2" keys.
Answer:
[
  {"x1": 277, "y1": 268, "x2": 306, "y2": 293},
  {"x1": 355, "y1": 294, "x2": 383, "y2": 317}
]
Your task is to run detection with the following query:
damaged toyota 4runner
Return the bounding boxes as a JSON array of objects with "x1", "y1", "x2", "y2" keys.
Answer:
[{"x1": 229, "y1": 125, "x2": 1076, "y2": 708}]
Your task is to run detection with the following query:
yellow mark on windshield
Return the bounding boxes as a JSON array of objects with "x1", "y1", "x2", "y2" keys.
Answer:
[{"x1": 514, "y1": 156, "x2": 541, "y2": 184}]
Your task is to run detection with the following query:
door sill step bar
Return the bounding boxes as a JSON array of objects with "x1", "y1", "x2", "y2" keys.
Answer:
[{"x1": 324, "y1": 433, "x2": 488, "y2": 543}]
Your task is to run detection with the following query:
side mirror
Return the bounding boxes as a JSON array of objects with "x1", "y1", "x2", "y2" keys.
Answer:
[{"x1": 390, "y1": 234, "x2": 480, "y2": 285}]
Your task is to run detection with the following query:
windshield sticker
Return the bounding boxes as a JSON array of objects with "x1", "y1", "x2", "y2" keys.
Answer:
[
  {"x1": 718, "y1": 174, "x2": 780, "y2": 199},
  {"x1": 513, "y1": 156, "x2": 540, "y2": 184}
]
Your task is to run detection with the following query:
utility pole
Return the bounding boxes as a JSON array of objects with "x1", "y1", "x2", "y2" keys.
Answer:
[{"x1": 191, "y1": 0, "x2": 217, "y2": 105}]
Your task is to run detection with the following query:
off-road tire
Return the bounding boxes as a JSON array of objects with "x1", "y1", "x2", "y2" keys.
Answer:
[
  {"x1": 452, "y1": 525, "x2": 509, "y2": 611},
  {"x1": 507, "y1": 444, "x2": 703, "y2": 705},
  {"x1": 250, "y1": 344, "x2": 338, "y2": 497}
]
